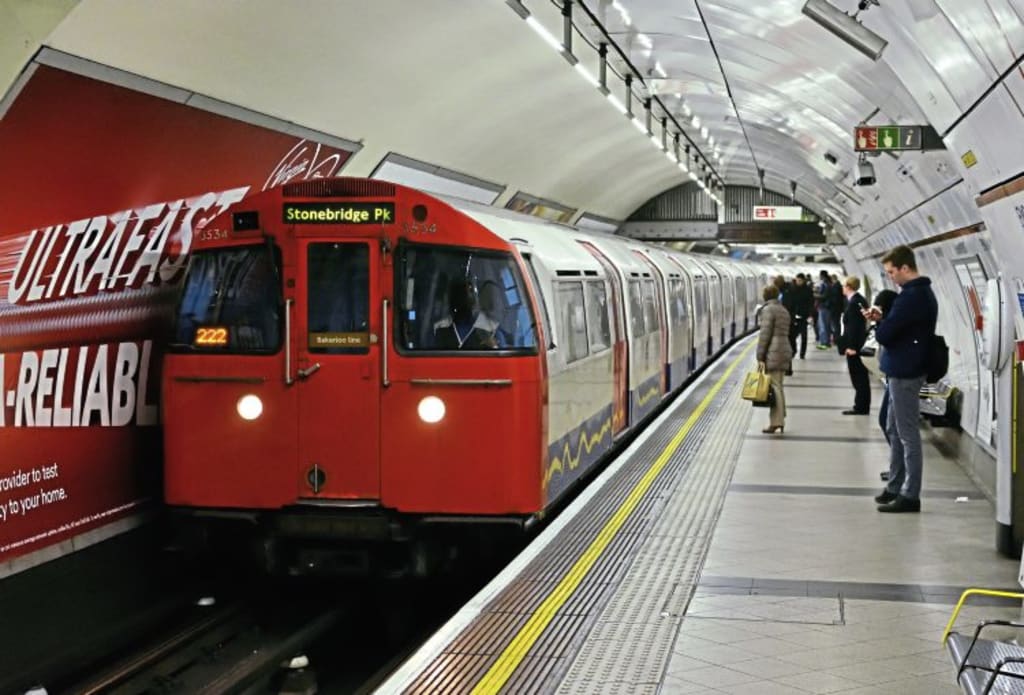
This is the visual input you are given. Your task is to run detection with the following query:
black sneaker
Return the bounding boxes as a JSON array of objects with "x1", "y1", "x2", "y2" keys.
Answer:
[
  {"x1": 877, "y1": 495, "x2": 921, "y2": 513},
  {"x1": 874, "y1": 490, "x2": 897, "y2": 504}
]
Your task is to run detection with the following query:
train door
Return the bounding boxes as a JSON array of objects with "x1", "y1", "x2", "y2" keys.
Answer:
[
  {"x1": 296, "y1": 240, "x2": 381, "y2": 500},
  {"x1": 634, "y1": 251, "x2": 669, "y2": 393},
  {"x1": 579, "y1": 241, "x2": 629, "y2": 437}
]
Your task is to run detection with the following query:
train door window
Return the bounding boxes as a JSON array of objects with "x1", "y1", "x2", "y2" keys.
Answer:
[
  {"x1": 669, "y1": 280, "x2": 687, "y2": 323},
  {"x1": 628, "y1": 280, "x2": 645, "y2": 336},
  {"x1": 307, "y1": 243, "x2": 370, "y2": 354},
  {"x1": 522, "y1": 253, "x2": 553, "y2": 349},
  {"x1": 172, "y1": 244, "x2": 282, "y2": 353},
  {"x1": 585, "y1": 281, "x2": 611, "y2": 352},
  {"x1": 556, "y1": 282, "x2": 589, "y2": 363},
  {"x1": 641, "y1": 280, "x2": 659, "y2": 332},
  {"x1": 395, "y1": 243, "x2": 538, "y2": 353}
]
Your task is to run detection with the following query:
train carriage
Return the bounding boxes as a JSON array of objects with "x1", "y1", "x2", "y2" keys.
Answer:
[{"x1": 162, "y1": 178, "x2": 775, "y2": 575}]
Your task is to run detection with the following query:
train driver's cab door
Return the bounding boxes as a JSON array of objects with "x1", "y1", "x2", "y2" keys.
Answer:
[{"x1": 295, "y1": 240, "x2": 381, "y2": 501}]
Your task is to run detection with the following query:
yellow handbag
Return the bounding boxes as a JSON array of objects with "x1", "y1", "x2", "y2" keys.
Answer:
[{"x1": 741, "y1": 364, "x2": 771, "y2": 403}]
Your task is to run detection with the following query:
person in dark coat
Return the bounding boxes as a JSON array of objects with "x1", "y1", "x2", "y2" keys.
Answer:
[
  {"x1": 839, "y1": 276, "x2": 870, "y2": 415},
  {"x1": 827, "y1": 274, "x2": 843, "y2": 341},
  {"x1": 866, "y1": 246, "x2": 938, "y2": 514},
  {"x1": 785, "y1": 274, "x2": 814, "y2": 360}
]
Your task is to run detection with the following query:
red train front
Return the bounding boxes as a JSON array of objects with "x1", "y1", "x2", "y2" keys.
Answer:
[{"x1": 162, "y1": 179, "x2": 546, "y2": 574}]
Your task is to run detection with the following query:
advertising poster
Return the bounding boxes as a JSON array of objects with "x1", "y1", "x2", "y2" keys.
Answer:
[{"x1": 0, "y1": 63, "x2": 355, "y2": 568}]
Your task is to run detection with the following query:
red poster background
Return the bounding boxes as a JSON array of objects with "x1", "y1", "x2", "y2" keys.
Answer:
[{"x1": 0, "y1": 65, "x2": 354, "y2": 565}]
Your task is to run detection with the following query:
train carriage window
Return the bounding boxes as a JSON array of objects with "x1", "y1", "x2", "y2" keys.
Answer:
[
  {"x1": 522, "y1": 254, "x2": 554, "y2": 349},
  {"x1": 585, "y1": 282, "x2": 611, "y2": 352},
  {"x1": 307, "y1": 243, "x2": 369, "y2": 354},
  {"x1": 396, "y1": 242, "x2": 538, "y2": 353},
  {"x1": 628, "y1": 280, "x2": 645, "y2": 337},
  {"x1": 556, "y1": 282, "x2": 589, "y2": 363},
  {"x1": 171, "y1": 244, "x2": 281, "y2": 353}
]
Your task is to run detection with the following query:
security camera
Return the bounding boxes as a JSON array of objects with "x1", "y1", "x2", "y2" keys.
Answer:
[
  {"x1": 855, "y1": 159, "x2": 876, "y2": 186},
  {"x1": 824, "y1": 152, "x2": 838, "y2": 165}
]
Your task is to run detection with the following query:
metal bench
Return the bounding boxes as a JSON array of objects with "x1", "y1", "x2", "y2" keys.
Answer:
[{"x1": 944, "y1": 589, "x2": 1024, "y2": 694}]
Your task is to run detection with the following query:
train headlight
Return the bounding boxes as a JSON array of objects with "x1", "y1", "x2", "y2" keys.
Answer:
[
  {"x1": 237, "y1": 394, "x2": 263, "y2": 421},
  {"x1": 417, "y1": 396, "x2": 445, "y2": 424}
]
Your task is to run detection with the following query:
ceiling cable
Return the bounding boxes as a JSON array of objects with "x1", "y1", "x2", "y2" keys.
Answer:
[{"x1": 693, "y1": 0, "x2": 759, "y2": 180}]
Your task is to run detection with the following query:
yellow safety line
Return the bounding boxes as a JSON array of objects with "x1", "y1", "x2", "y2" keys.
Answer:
[
  {"x1": 471, "y1": 340, "x2": 757, "y2": 694},
  {"x1": 941, "y1": 588, "x2": 1024, "y2": 643}
]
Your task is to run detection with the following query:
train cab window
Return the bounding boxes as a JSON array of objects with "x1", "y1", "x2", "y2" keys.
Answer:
[
  {"x1": 396, "y1": 243, "x2": 538, "y2": 353},
  {"x1": 556, "y1": 282, "x2": 589, "y2": 363},
  {"x1": 585, "y1": 282, "x2": 611, "y2": 352},
  {"x1": 307, "y1": 243, "x2": 369, "y2": 354},
  {"x1": 171, "y1": 244, "x2": 281, "y2": 353},
  {"x1": 628, "y1": 280, "x2": 645, "y2": 337}
]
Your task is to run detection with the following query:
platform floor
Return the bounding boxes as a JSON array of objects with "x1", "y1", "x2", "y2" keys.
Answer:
[
  {"x1": 656, "y1": 346, "x2": 1020, "y2": 695},
  {"x1": 383, "y1": 338, "x2": 1022, "y2": 695}
]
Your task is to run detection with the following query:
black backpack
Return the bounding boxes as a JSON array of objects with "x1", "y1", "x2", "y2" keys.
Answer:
[{"x1": 926, "y1": 334, "x2": 949, "y2": 382}]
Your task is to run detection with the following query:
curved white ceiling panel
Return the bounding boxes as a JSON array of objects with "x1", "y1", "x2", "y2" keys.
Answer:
[{"x1": 21, "y1": 0, "x2": 1021, "y2": 247}]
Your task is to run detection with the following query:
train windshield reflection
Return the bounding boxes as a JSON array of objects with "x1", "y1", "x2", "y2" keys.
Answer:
[{"x1": 171, "y1": 244, "x2": 282, "y2": 352}]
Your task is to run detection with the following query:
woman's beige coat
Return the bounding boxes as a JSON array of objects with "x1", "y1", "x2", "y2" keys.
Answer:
[{"x1": 757, "y1": 299, "x2": 794, "y2": 371}]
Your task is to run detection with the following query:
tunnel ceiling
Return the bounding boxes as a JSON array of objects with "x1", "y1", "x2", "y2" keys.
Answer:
[{"x1": 577, "y1": 0, "x2": 928, "y2": 219}]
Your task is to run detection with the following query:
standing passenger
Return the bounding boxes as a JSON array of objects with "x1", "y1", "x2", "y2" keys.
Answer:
[
  {"x1": 786, "y1": 274, "x2": 813, "y2": 361},
  {"x1": 839, "y1": 276, "x2": 870, "y2": 415},
  {"x1": 871, "y1": 289, "x2": 899, "y2": 445},
  {"x1": 816, "y1": 271, "x2": 833, "y2": 349},
  {"x1": 756, "y1": 285, "x2": 793, "y2": 435},
  {"x1": 867, "y1": 246, "x2": 938, "y2": 513}
]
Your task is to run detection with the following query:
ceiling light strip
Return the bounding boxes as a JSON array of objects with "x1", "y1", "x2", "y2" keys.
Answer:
[{"x1": 570, "y1": 0, "x2": 723, "y2": 188}]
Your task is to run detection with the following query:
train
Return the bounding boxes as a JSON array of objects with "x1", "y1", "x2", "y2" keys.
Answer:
[{"x1": 161, "y1": 177, "x2": 801, "y2": 575}]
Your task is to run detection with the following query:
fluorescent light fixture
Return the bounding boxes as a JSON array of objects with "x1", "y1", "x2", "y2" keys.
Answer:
[
  {"x1": 801, "y1": 0, "x2": 887, "y2": 61},
  {"x1": 612, "y1": 0, "x2": 632, "y2": 26},
  {"x1": 654, "y1": 62, "x2": 668, "y2": 78},
  {"x1": 650, "y1": 134, "x2": 662, "y2": 148},
  {"x1": 573, "y1": 63, "x2": 599, "y2": 88},
  {"x1": 708, "y1": 135, "x2": 715, "y2": 147},
  {"x1": 525, "y1": 16, "x2": 564, "y2": 53},
  {"x1": 689, "y1": 172, "x2": 699, "y2": 181},
  {"x1": 632, "y1": 117, "x2": 648, "y2": 134},
  {"x1": 507, "y1": 0, "x2": 530, "y2": 19},
  {"x1": 678, "y1": 161, "x2": 689, "y2": 173},
  {"x1": 701, "y1": 126, "x2": 709, "y2": 140},
  {"x1": 665, "y1": 151, "x2": 678, "y2": 163},
  {"x1": 606, "y1": 92, "x2": 628, "y2": 114},
  {"x1": 682, "y1": 103, "x2": 692, "y2": 117},
  {"x1": 691, "y1": 115, "x2": 700, "y2": 128}
]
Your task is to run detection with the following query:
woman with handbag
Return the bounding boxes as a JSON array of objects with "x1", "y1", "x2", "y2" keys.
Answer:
[{"x1": 757, "y1": 284, "x2": 794, "y2": 434}]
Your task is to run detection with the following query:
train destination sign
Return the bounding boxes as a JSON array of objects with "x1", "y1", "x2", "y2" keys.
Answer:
[
  {"x1": 283, "y1": 202, "x2": 395, "y2": 224},
  {"x1": 854, "y1": 125, "x2": 944, "y2": 152}
]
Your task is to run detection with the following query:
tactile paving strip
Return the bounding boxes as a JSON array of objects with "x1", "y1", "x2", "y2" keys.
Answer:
[
  {"x1": 402, "y1": 343, "x2": 754, "y2": 694},
  {"x1": 557, "y1": 366, "x2": 753, "y2": 694}
]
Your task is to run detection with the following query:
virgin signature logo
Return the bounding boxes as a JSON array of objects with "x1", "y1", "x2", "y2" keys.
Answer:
[{"x1": 263, "y1": 139, "x2": 347, "y2": 191}]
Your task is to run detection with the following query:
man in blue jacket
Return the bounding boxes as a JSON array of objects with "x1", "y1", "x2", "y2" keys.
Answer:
[{"x1": 864, "y1": 245, "x2": 938, "y2": 513}]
